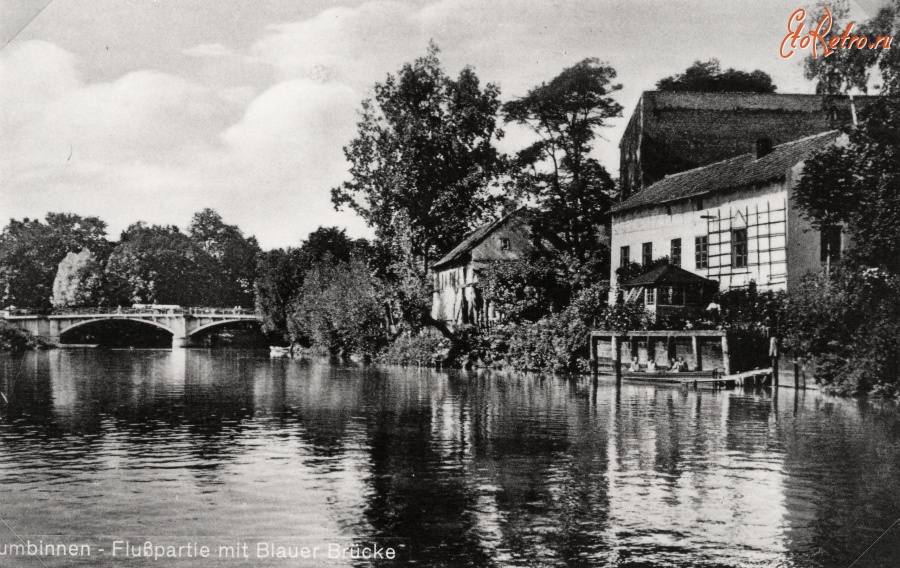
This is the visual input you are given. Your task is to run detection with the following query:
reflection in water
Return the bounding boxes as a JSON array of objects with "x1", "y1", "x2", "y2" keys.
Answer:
[{"x1": 0, "y1": 350, "x2": 898, "y2": 567}]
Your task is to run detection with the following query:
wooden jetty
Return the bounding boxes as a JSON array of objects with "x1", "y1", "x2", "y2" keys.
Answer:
[{"x1": 589, "y1": 330, "x2": 779, "y2": 388}]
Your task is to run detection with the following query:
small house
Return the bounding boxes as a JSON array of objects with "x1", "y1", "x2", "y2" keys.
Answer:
[
  {"x1": 619, "y1": 263, "x2": 718, "y2": 314},
  {"x1": 431, "y1": 209, "x2": 536, "y2": 328}
]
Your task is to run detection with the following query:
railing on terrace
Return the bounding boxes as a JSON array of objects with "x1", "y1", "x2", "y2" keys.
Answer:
[{"x1": 2, "y1": 307, "x2": 257, "y2": 317}]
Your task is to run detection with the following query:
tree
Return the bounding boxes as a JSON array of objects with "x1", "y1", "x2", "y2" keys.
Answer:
[
  {"x1": 803, "y1": 0, "x2": 898, "y2": 95},
  {"x1": 288, "y1": 258, "x2": 386, "y2": 358},
  {"x1": 794, "y1": 89, "x2": 900, "y2": 272},
  {"x1": 254, "y1": 247, "x2": 306, "y2": 342},
  {"x1": 0, "y1": 213, "x2": 109, "y2": 310},
  {"x1": 253, "y1": 227, "x2": 369, "y2": 342},
  {"x1": 656, "y1": 59, "x2": 777, "y2": 93},
  {"x1": 332, "y1": 43, "x2": 505, "y2": 279},
  {"x1": 104, "y1": 223, "x2": 226, "y2": 306},
  {"x1": 503, "y1": 58, "x2": 621, "y2": 266},
  {"x1": 52, "y1": 249, "x2": 103, "y2": 308},
  {"x1": 188, "y1": 209, "x2": 260, "y2": 306}
]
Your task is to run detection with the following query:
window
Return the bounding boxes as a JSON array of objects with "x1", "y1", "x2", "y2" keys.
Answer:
[
  {"x1": 671, "y1": 238, "x2": 682, "y2": 266},
  {"x1": 645, "y1": 287, "x2": 655, "y2": 305},
  {"x1": 820, "y1": 225, "x2": 841, "y2": 263},
  {"x1": 695, "y1": 236, "x2": 708, "y2": 269},
  {"x1": 642, "y1": 242, "x2": 652, "y2": 266},
  {"x1": 732, "y1": 229, "x2": 748, "y2": 268},
  {"x1": 620, "y1": 245, "x2": 630, "y2": 267},
  {"x1": 658, "y1": 286, "x2": 672, "y2": 305},
  {"x1": 695, "y1": 199, "x2": 704, "y2": 211},
  {"x1": 672, "y1": 285, "x2": 684, "y2": 305},
  {"x1": 499, "y1": 237, "x2": 511, "y2": 251}
]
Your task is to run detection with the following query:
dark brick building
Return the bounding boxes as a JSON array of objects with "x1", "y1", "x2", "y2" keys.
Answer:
[{"x1": 619, "y1": 91, "x2": 867, "y2": 200}]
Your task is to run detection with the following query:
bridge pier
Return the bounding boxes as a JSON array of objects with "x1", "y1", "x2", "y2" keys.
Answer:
[{"x1": 172, "y1": 335, "x2": 196, "y2": 348}]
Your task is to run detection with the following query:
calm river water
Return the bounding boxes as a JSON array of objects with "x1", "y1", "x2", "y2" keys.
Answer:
[{"x1": 0, "y1": 349, "x2": 898, "y2": 567}]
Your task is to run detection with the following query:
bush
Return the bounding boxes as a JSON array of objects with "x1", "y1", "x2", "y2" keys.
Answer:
[
  {"x1": 782, "y1": 267, "x2": 900, "y2": 398},
  {"x1": 380, "y1": 333, "x2": 449, "y2": 366},
  {"x1": 289, "y1": 258, "x2": 387, "y2": 359},
  {"x1": 0, "y1": 322, "x2": 51, "y2": 352}
]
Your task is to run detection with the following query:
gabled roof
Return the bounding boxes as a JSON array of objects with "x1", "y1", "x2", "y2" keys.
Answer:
[
  {"x1": 622, "y1": 264, "x2": 717, "y2": 288},
  {"x1": 432, "y1": 209, "x2": 525, "y2": 270},
  {"x1": 612, "y1": 130, "x2": 841, "y2": 214}
]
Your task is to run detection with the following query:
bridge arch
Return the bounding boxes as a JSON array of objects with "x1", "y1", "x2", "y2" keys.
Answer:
[
  {"x1": 59, "y1": 317, "x2": 175, "y2": 338},
  {"x1": 186, "y1": 319, "x2": 260, "y2": 337}
]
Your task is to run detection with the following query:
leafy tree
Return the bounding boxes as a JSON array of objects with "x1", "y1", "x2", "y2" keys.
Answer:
[
  {"x1": 253, "y1": 227, "x2": 369, "y2": 342},
  {"x1": 288, "y1": 258, "x2": 386, "y2": 358},
  {"x1": 254, "y1": 247, "x2": 306, "y2": 342},
  {"x1": 103, "y1": 223, "x2": 226, "y2": 306},
  {"x1": 803, "y1": 0, "x2": 898, "y2": 95},
  {"x1": 188, "y1": 209, "x2": 260, "y2": 307},
  {"x1": 657, "y1": 59, "x2": 777, "y2": 93},
  {"x1": 794, "y1": 97, "x2": 900, "y2": 271},
  {"x1": 332, "y1": 43, "x2": 505, "y2": 280},
  {"x1": 480, "y1": 258, "x2": 563, "y2": 323},
  {"x1": 0, "y1": 213, "x2": 109, "y2": 310},
  {"x1": 783, "y1": 267, "x2": 900, "y2": 397},
  {"x1": 503, "y1": 58, "x2": 621, "y2": 266},
  {"x1": 51, "y1": 249, "x2": 104, "y2": 308}
]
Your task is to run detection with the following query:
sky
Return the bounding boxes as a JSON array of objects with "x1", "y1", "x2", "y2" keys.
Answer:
[{"x1": 0, "y1": 0, "x2": 882, "y2": 249}]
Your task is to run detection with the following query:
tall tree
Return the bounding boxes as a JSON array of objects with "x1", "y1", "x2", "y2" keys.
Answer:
[
  {"x1": 331, "y1": 43, "x2": 505, "y2": 278},
  {"x1": 51, "y1": 249, "x2": 104, "y2": 308},
  {"x1": 503, "y1": 58, "x2": 621, "y2": 265},
  {"x1": 188, "y1": 208, "x2": 260, "y2": 307},
  {"x1": 0, "y1": 213, "x2": 109, "y2": 310},
  {"x1": 253, "y1": 227, "x2": 368, "y2": 342},
  {"x1": 104, "y1": 223, "x2": 226, "y2": 306},
  {"x1": 803, "y1": 0, "x2": 898, "y2": 95}
]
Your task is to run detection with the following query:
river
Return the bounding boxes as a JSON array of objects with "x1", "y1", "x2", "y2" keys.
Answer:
[{"x1": 0, "y1": 349, "x2": 898, "y2": 567}]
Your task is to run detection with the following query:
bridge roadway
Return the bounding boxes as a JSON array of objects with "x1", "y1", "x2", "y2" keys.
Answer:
[{"x1": 0, "y1": 307, "x2": 259, "y2": 347}]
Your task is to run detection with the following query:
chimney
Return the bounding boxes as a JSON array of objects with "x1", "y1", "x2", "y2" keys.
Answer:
[{"x1": 755, "y1": 137, "x2": 773, "y2": 159}]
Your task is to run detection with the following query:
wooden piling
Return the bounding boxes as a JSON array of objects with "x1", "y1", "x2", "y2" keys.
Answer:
[
  {"x1": 721, "y1": 334, "x2": 732, "y2": 376},
  {"x1": 794, "y1": 361, "x2": 800, "y2": 390},
  {"x1": 770, "y1": 335, "x2": 780, "y2": 388},
  {"x1": 691, "y1": 336, "x2": 702, "y2": 371},
  {"x1": 612, "y1": 336, "x2": 622, "y2": 382},
  {"x1": 589, "y1": 335, "x2": 598, "y2": 372}
]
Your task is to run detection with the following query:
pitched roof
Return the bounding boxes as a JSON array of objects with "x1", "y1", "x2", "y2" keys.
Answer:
[
  {"x1": 432, "y1": 209, "x2": 524, "y2": 270},
  {"x1": 611, "y1": 130, "x2": 841, "y2": 214},
  {"x1": 622, "y1": 264, "x2": 717, "y2": 288}
]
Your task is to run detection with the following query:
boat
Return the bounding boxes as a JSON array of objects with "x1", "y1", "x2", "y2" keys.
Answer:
[{"x1": 269, "y1": 346, "x2": 292, "y2": 357}]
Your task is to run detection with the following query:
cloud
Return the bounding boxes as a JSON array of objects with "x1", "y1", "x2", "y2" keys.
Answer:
[{"x1": 183, "y1": 42, "x2": 239, "y2": 58}]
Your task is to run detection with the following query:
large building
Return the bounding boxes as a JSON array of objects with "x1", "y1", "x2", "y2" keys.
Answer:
[
  {"x1": 610, "y1": 130, "x2": 846, "y2": 310},
  {"x1": 619, "y1": 91, "x2": 865, "y2": 200}
]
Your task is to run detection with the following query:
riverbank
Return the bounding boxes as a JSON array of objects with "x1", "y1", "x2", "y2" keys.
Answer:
[{"x1": 0, "y1": 322, "x2": 53, "y2": 352}]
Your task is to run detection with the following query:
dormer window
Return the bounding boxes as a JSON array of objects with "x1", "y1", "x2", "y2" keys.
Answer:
[{"x1": 499, "y1": 237, "x2": 511, "y2": 251}]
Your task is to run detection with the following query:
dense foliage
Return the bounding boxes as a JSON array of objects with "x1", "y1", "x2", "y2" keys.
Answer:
[
  {"x1": 503, "y1": 58, "x2": 620, "y2": 266},
  {"x1": 656, "y1": 59, "x2": 777, "y2": 93},
  {"x1": 0, "y1": 213, "x2": 109, "y2": 310},
  {"x1": 289, "y1": 258, "x2": 386, "y2": 358},
  {"x1": 51, "y1": 249, "x2": 104, "y2": 308},
  {"x1": 332, "y1": 43, "x2": 504, "y2": 278}
]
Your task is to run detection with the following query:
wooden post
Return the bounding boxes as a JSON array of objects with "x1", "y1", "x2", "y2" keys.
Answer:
[
  {"x1": 630, "y1": 336, "x2": 639, "y2": 362},
  {"x1": 721, "y1": 334, "x2": 731, "y2": 376},
  {"x1": 770, "y1": 335, "x2": 780, "y2": 388},
  {"x1": 613, "y1": 336, "x2": 622, "y2": 382},
  {"x1": 589, "y1": 334, "x2": 598, "y2": 373},
  {"x1": 666, "y1": 335, "x2": 676, "y2": 366},
  {"x1": 691, "y1": 336, "x2": 702, "y2": 371},
  {"x1": 794, "y1": 361, "x2": 800, "y2": 390}
]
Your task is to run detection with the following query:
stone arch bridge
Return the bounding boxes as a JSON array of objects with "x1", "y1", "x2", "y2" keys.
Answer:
[{"x1": 1, "y1": 307, "x2": 259, "y2": 347}]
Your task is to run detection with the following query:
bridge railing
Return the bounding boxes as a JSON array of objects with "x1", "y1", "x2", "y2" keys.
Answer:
[{"x1": 4, "y1": 307, "x2": 257, "y2": 317}]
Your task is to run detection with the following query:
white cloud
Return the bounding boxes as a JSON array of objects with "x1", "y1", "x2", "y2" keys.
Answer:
[{"x1": 183, "y1": 42, "x2": 239, "y2": 58}]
